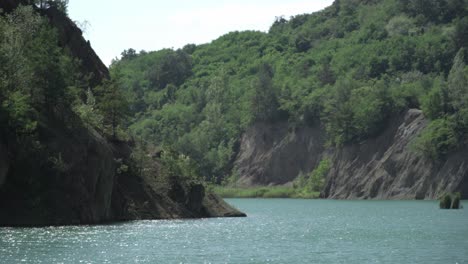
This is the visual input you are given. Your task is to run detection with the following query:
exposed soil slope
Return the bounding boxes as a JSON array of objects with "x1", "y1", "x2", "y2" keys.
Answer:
[{"x1": 235, "y1": 109, "x2": 468, "y2": 199}]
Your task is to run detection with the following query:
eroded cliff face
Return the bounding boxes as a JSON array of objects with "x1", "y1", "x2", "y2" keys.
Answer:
[
  {"x1": 323, "y1": 109, "x2": 468, "y2": 199},
  {"x1": 234, "y1": 109, "x2": 468, "y2": 199},
  {"x1": 235, "y1": 122, "x2": 325, "y2": 186}
]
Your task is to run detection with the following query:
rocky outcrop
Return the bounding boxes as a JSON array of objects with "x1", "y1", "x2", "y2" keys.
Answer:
[
  {"x1": 110, "y1": 142, "x2": 245, "y2": 221},
  {"x1": 0, "y1": 115, "x2": 116, "y2": 226},
  {"x1": 0, "y1": 114, "x2": 244, "y2": 227},
  {"x1": 41, "y1": 6, "x2": 109, "y2": 86},
  {"x1": 235, "y1": 109, "x2": 468, "y2": 199},
  {"x1": 0, "y1": 2, "x2": 244, "y2": 227},
  {"x1": 235, "y1": 122, "x2": 325, "y2": 186},
  {"x1": 0, "y1": 1, "x2": 109, "y2": 86},
  {"x1": 323, "y1": 109, "x2": 468, "y2": 199}
]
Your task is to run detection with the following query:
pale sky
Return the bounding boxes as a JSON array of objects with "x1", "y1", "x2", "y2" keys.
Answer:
[{"x1": 68, "y1": 0, "x2": 334, "y2": 66}]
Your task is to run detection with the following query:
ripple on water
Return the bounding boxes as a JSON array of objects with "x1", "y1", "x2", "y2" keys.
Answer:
[{"x1": 0, "y1": 199, "x2": 467, "y2": 263}]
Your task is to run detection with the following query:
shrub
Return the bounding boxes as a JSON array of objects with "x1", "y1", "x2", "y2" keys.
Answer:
[
  {"x1": 413, "y1": 119, "x2": 458, "y2": 160},
  {"x1": 439, "y1": 193, "x2": 452, "y2": 209},
  {"x1": 451, "y1": 192, "x2": 461, "y2": 209}
]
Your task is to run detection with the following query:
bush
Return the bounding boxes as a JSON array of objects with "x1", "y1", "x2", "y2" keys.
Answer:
[
  {"x1": 413, "y1": 119, "x2": 458, "y2": 160},
  {"x1": 439, "y1": 193, "x2": 452, "y2": 209},
  {"x1": 439, "y1": 192, "x2": 462, "y2": 209},
  {"x1": 212, "y1": 186, "x2": 320, "y2": 199},
  {"x1": 452, "y1": 192, "x2": 461, "y2": 209}
]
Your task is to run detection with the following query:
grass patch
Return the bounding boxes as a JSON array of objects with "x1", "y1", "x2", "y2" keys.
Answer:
[{"x1": 212, "y1": 186, "x2": 320, "y2": 199}]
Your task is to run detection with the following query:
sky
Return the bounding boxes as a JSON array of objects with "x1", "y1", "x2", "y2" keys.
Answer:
[{"x1": 68, "y1": 0, "x2": 334, "y2": 66}]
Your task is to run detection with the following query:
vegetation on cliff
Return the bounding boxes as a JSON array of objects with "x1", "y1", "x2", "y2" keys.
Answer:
[
  {"x1": 110, "y1": 0, "x2": 468, "y2": 185},
  {"x1": 0, "y1": 3, "x2": 128, "y2": 170},
  {"x1": 0, "y1": 2, "x2": 245, "y2": 225}
]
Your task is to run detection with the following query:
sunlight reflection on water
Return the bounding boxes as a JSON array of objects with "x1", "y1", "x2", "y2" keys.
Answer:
[{"x1": 0, "y1": 199, "x2": 467, "y2": 264}]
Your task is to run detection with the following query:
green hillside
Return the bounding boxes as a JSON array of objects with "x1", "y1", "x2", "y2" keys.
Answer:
[{"x1": 110, "y1": 0, "x2": 468, "y2": 183}]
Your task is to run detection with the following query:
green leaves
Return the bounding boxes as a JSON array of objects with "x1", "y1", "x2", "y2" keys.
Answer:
[
  {"x1": 109, "y1": 0, "x2": 468, "y2": 181},
  {"x1": 413, "y1": 118, "x2": 458, "y2": 160},
  {"x1": 95, "y1": 80, "x2": 129, "y2": 139},
  {"x1": 1, "y1": 90, "x2": 37, "y2": 135},
  {"x1": 447, "y1": 49, "x2": 468, "y2": 111},
  {"x1": 74, "y1": 88, "x2": 104, "y2": 130},
  {"x1": 250, "y1": 63, "x2": 279, "y2": 123},
  {"x1": 293, "y1": 158, "x2": 331, "y2": 196}
]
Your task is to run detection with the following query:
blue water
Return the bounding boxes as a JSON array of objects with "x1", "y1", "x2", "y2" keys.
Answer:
[{"x1": 0, "y1": 199, "x2": 467, "y2": 263}]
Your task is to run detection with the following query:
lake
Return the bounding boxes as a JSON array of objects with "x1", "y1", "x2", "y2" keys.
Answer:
[{"x1": 0, "y1": 199, "x2": 467, "y2": 263}]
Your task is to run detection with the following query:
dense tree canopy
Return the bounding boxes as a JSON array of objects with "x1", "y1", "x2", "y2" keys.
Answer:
[{"x1": 109, "y1": 0, "x2": 468, "y2": 181}]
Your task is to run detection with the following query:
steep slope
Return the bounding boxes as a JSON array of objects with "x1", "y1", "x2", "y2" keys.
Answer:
[
  {"x1": 235, "y1": 123, "x2": 325, "y2": 186},
  {"x1": 0, "y1": 2, "x2": 244, "y2": 227},
  {"x1": 0, "y1": 0, "x2": 108, "y2": 86},
  {"x1": 323, "y1": 109, "x2": 468, "y2": 199},
  {"x1": 0, "y1": 113, "x2": 244, "y2": 226},
  {"x1": 234, "y1": 109, "x2": 468, "y2": 199},
  {"x1": 42, "y1": 6, "x2": 109, "y2": 86}
]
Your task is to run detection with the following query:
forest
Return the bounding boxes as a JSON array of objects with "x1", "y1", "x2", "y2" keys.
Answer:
[
  {"x1": 1, "y1": 0, "x2": 467, "y2": 189},
  {"x1": 108, "y1": 0, "x2": 468, "y2": 184}
]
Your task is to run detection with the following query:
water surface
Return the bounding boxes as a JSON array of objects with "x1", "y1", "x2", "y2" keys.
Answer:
[{"x1": 1, "y1": 199, "x2": 467, "y2": 263}]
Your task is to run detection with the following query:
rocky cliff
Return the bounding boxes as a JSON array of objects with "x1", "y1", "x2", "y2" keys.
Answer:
[
  {"x1": 1, "y1": 0, "x2": 109, "y2": 86},
  {"x1": 234, "y1": 109, "x2": 468, "y2": 199},
  {"x1": 235, "y1": 122, "x2": 325, "y2": 186},
  {"x1": 41, "y1": 6, "x2": 109, "y2": 86},
  {"x1": 0, "y1": 2, "x2": 244, "y2": 227},
  {"x1": 0, "y1": 114, "x2": 244, "y2": 226}
]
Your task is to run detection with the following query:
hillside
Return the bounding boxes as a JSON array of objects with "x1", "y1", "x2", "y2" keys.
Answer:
[
  {"x1": 0, "y1": 1, "x2": 244, "y2": 227},
  {"x1": 111, "y1": 0, "x2": 468, "y2": 198}
]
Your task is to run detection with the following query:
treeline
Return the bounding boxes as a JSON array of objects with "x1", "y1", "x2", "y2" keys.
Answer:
[
  {"x1": 0, "y1": 5, "x2": 128, "y2": 159},
  {"x1": 111, "y1": 0, "x2": 468, "y2": 182}
]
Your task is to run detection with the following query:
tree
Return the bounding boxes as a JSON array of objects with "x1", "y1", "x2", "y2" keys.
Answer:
[
  {"x1": 454, "y1": 17, "x2": 468, "y2": 51},
  {"x1": 1, "y1": 90, "x2": 37, "y2": 135},
  {"x1": 423, "y1": 86, "x2": 451, "y2": 119},
  {"x1": 385, "y1": 15, "x2": 414, "y2": 37},
  {"x1": 75, "y1": 88, "x2": 103, "y2": 130},
  {"x1": 317, "y1": 62, "x2": 336, "y2": 86},
  {"x1": 448, "y1": 49, "x2": 468, "y2": 111},
  {"x1": 306, "y1": 158, "x2": 331, "y2": 192},
  {"x1": 30, "y1": 0, "x2": 69, "y2": 14},
  {"x1": 146, "y1": 50, "x2": 192, "y2": 90},
  {"x1": 121, "y1": 48, "x2": 137, "y2": 60},
  {"x1": 413, "y1": 118, "x2": 458, "y2": 160},
  {"x1": 250, "y1": 63, "x2": 278, "y2": 123},
  {"x1": 406, "y1": 0, "x2": 441, "y2": 23},
  {"x1": 95, "y1": 80, "x2": 129, "y2": 140}
]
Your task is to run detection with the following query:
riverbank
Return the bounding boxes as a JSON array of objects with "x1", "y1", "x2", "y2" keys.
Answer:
[{"x1": 212, "y1": 186, "x2": 320, "y2": 199}]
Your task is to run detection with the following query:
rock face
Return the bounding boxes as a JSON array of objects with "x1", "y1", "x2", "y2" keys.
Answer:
[
  {"x1": 235, "y1": 109, "x2": 468, "y2": 199},
  {"x1": 110, "y1": 142, "x2": 245, "y2": 221},
  {"x1": 41, "y1": 6, "x2": 109, "y2": 86},
  {"x1": 0, "y1": 118, "x2": 244, "y2": 227},
  {"x1": 0, "y1": 140, "x2": 8, "y2": 188},
  {"x1": 323, "y1": 109, "x2": 468, "y2": 199},
  {"x1": 0, "y1": 117, "x2": 115, "y2": 226},
  {"x1": 0, "y1": 1, "x2": 109, "y2": 86},
  {"x1": 235, "y1": 122, "x2": 325, "y2": 186},
  {"x1": 0, "y1": 2, "x2": 244, "y2": 227}
]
